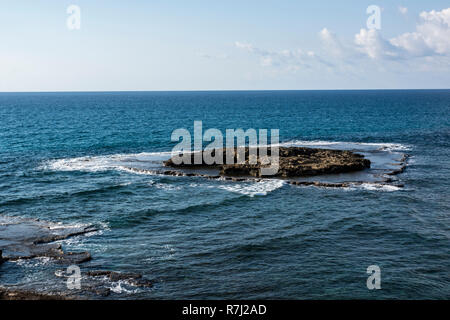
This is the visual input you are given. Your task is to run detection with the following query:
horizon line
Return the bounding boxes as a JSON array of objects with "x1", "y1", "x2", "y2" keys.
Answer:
[{"x1": 0, "y1": 88, "x2": 449, "y2": 94}]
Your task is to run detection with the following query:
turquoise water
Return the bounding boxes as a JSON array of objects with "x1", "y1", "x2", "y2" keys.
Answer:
[{"x1": 0, "y1": 90, "x2": 449, "y2": 299}]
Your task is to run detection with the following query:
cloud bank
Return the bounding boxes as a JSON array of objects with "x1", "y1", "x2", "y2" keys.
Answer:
[
  {"x1": 356, "y1": 7, "x2": 450, "y2": 59},
  {"x1": 235, "y1": 7, "x2": 450, "y2": 74},
  {"x1": 235, "y1": 41, "x2": 332, "y2": 71}
]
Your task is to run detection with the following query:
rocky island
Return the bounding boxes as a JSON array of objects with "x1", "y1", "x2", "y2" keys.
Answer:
[{"x1": 163, "y1": 146, "x2": 371, "y2": 177}]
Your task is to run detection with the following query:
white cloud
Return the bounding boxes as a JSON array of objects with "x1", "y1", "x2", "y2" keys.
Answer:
[
  {"x1": 234, "y1": 41, "x2": 332, "y2": 70},
  {"x1": 354, "y1": 29, "x2": 401, "y2": 59},
  {"x1": 389, "y1": 32, "x2": 433, "y2": 57},
  {"x1": 399, "y1": 6, "x2": 408, "y2": 15},
  {"x1": 198, "y1": 52, "x2": 229, "y2": 60},
  {"x1": 319, "y1": 28, "x2": 333, "y2": 42},
  {"x1": 235, "y1": 8, "x2": 450, "y2": 77},
  {"x1": 260, "y1": 56, "x2": 273, "y2": 67},
  {"x1": 415, "y1": 8, "x2": 450, "y2": 54},
  {"x1": 355, "y1": 7, "x2": 450, "y2": 59},
  {"x1": 319, "y1": 27, "x2": 349, "y2": 59},
  {"x1": 420, "y1": 8, "x2": 450, "y2": 25},
  {"x1": 234, "y1": 41, "x2": 255, "y2": 52}
]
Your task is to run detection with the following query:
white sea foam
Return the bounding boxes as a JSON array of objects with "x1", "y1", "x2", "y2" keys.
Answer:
[
  {"x1": 43, "y1": 151, "x2": 172, "y2": 173},
  {"x1": 97, "y1": 221, "x2": 111, "y2": 231},
  {"x1": 0, "y1": 215, "x2": 22, "y2": 225},
  {"x1": 280, "y1": 140, "x2": 411, "y2": 152},
  {"x1": 109, "y1": 281, "x2": 139, "y2": 294},
  {"x1": 54, "y1": 269, "x2": 65, "y2": 277},
  {"x1": 346, "y1": 183, "x2": 402, "y2": 192},
  {"x1": 150, "y1": 182, "x2": 182, "y2": 191},
  {"x1": 0, "y1": 215, "x2": 94, "y2": 232},
  {"x1": 47, "y1": 221, "x2": 91, "y2": 230},
  {"x1": 14, "y1": 257, "x2": 52, "y2": 267},
  {"x1": 218, "y1": 179, "x2": 285, "y2": 197}
]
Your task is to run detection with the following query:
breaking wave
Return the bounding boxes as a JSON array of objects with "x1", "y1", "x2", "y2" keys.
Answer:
[
  {"x1": 345, "y1": 183, "x2": 402, "y2": 192},
  {"x1": 217, "y1": 179, "x2": 286, "y2": 197},
  {"x1": 42, "y1": 151, "x2": 172, "y2": 173},
  {"x1": 280, "y1": 140, "x2": 411, "y2": 152}
]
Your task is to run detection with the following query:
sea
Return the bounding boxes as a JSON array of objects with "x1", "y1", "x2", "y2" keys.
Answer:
[{"x1": 0, "y1": 90, "x2": 449, "y2": 299}]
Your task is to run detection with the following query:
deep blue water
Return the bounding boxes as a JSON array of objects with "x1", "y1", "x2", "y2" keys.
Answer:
[{"x1": 0, "y1": 90, "x2": 449, "y2": 299}]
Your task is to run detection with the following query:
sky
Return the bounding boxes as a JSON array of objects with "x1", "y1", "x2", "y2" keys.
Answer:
[{"x1": 1, "y1": 0, "x2": 450, "y2": 91}]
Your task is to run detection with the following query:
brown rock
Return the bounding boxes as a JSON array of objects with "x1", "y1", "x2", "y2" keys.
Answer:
[{"x1": 164, "y1": 146, "x2": 370, "y2": 178}]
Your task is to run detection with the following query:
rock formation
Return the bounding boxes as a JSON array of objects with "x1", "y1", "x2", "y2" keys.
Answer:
[
  {"x1": 164, "y1": 146, "x2": 371, "y2": 177},
  {"x1": 0, "y1": 217, "x2": 96, "y2": 263}
]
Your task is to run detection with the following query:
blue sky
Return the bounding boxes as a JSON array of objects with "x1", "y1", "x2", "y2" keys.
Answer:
[{"x1": 1, "y1": 0, "x2": 450, "y2": 91}]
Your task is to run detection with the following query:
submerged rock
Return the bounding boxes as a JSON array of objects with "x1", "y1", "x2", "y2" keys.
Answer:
[
  {"x1": 164, "y1": 146, "x2": 370, "y2": 177},
  {"x1": 50, "y1": 250, "x2": 92, "y2": 265},
  {"x1": 82, "y1": 285, "x2": 111, "y2": 297},
  {"x1": 386, "y1": 164, "x2": 406, "y2": 176},
  {"x1": 0, "y1": 287, "x2": 71, "y2": 300},
  {"x1": 0, "y1": 216, "x2": 97, "y2": 263},
  {"x1": 287, "y1": 181, "x2": 351, "y2": 188}
]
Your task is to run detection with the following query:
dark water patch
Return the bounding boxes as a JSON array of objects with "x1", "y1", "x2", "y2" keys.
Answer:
[{"x1": 107, "y1": 196, "x2": 253, "y2": 229}]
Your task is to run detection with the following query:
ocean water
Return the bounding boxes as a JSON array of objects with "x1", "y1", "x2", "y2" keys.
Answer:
[{"x1": 0, "y1": 90, "x2": 449, "y2": 299}]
